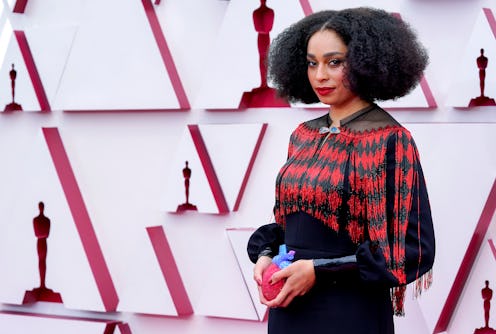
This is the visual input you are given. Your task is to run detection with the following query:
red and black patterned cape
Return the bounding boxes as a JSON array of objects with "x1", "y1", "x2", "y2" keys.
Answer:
[{"x1": 272, "y1": 105, "x2": 434, "y2": 315}]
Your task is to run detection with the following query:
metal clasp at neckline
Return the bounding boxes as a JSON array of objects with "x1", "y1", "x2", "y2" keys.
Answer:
[{"x1": 319, "y1": 126, "x2": 340, "y2": 134}]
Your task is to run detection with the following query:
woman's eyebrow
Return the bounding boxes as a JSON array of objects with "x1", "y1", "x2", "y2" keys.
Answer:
[{"x1": 306, "y1": 51, "x2": 345, "y2": 58}]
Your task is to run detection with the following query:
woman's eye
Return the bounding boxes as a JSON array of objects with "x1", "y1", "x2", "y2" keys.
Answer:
[
  {"x1": 307, "y1": 60, "x2": 317, "y2": 67},
  {"x1": 329, "y1": 59, "x2": 343, "y2": 67}
]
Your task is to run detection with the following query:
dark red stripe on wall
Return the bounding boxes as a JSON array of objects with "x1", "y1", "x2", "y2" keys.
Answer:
[
  {"x1": 142, "y1": 0, "x2": 190, "y2": 110},
  {"x1": 391, "y1": 13, "x2": 436, "y2": 108},
  {"x1": 299, "y1": 0, "x2": 313, "y2": 16},
  {"x1": 419, "y1": 76, "x2": 437, "y2": 108},
  {"x1": 484, "y1": 8, "x2": 496, "y2": 39},
  {"x1": 233, "y1": 123, "x2": 267, "y2": 211},
  {"x1": 188, "y1": 125, "x2": 229, "y2": 213},
  {"x1": 42, "y1": 127, "x2": 119, "y2": 311},
  {"x1": 103, "y1": 323, "x2": 117, "y2": 334},
  {"x1": 489, "y1": 239, "x2": 496, "y2": 260},
  {"x1": 14, "y1": 30, "x2": 51, "y2": 111},
  {"x1": 118, "y1": 323, "x2": 133, "y2": 334},
  {"x1": 13, "y1": 0, "x2": 28, "y2": 13},
  {"x1": 146, "y1": 226, "x2": 193, "y2": 315}
]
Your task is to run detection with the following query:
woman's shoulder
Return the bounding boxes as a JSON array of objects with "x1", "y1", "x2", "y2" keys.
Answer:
[
  {"x1": 346, "y1": 105, "x2": 400, "y2": 131},
  {"x1": 344, "y1": 105, "x2": 415, "y2": 138}
]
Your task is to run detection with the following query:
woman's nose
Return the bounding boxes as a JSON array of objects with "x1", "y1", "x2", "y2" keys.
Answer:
[{"x1": 315, "y1": 65, "x2": 328, "y2": 81}]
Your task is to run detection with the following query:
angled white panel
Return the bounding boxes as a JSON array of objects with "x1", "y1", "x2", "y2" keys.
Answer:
[
  {"x1": 23, "y1": 25, "x2": 78, "y2": 106},
  {"x1": 163, "y1": 126, "x2": 218, "y2": 214},
  {"x1": 449, "y1": 238, "x2": 496, "y2": 334},
  {"x1": 56, "y1": 123, "x2": 178, "y2": 315},
  {"x1": 162, "y1": 214, "x2": 230, "y2": 317},
  {"x1": 199, "y1": 123, "x2": 264, "y2": 211},
  {"x1": 32, "y1": 130, "x2": 105, "y2": 312},
  {"x1": 227, "y1": 228, "x2": 267, "y2": 321},
  {"x1": 406, "y1": 123, "x2": 496, "y2": 332},
  {"x1": 194, "y1": 228, "x2": 258, "y2": 320},
  {"x1": 54, "y1": 0, "x2": 180, "y2": 110},
  {"x1": 0, "y1": 117, "x2": 40, "y2": 302},
  {"x1": 114, "y1": 225, "x2": 177, "y2": 315},
  {"x1": 446, "y1": 8, "x2": 496, "y2": 107},
  {"x1": 195, "y1": 0, "x2": 304, "y2": 109},
  {"x1": 0, "y1": 22, "x2": 39, "y2": 112},
  {"x1": 0, "y1": 123, "x2": 104, "y2": 311},
  {"x1": 153, "y1": 0, "x2": 229, "y2": 107}
]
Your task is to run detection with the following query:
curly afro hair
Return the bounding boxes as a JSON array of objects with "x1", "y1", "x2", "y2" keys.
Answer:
[{"x1": 267, "y1": 7, "x2": 429, "y2": 104}]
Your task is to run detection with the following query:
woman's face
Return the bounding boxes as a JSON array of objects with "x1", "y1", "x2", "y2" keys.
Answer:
[{"x1": 306, "y1": 29, "x2": 358, "y2": 108}]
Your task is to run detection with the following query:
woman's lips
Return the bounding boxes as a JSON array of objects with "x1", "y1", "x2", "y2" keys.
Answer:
[{"x1": 316, "y1": 87, "x2": 333, "y2": 96}]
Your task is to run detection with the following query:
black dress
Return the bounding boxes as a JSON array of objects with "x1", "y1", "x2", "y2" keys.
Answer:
[{"x1": 247, "y1": 105, "x2": 435, "y2": 334}]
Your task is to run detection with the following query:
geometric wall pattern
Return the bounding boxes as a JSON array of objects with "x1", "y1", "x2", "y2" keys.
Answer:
[
  {"x1": 1, "y1": 0, "x2": 496, "y2": 334},
  {"x1": 434, "y1": 179, "x2": 496, "y2": 333},
  {"x1": 163, "y1": 123, "x2": 267, "y2": 214},
  {"x1": 446, "y1": 8, "x2": 496, "y2": 107}
]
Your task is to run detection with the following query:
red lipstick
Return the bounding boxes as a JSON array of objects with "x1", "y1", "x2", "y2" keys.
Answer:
[{"x1": 315, "y1": 87, "x2": 333, "y2": 96}]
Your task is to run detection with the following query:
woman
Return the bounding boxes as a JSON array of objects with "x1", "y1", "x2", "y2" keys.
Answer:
[{"x1": 247, "y1": 7, "x2": 435, "y2": 334}]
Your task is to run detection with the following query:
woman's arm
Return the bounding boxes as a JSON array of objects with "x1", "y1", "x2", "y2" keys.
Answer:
[
  {"x1": 247, "y1": 223, "x2": 285, "y2": 263},
  {"x1": 356, "y1": 133, "x2": 435, "y2": 287}
]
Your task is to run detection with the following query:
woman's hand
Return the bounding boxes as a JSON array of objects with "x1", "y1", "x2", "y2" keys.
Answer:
[
  {"x1": 265, "y1": 259, "x2": 316, "y2": 308},
  {"x1": 253, "y1": 255, "x2": 273, "y2": 304}
]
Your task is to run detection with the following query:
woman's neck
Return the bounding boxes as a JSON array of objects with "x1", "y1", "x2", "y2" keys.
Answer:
[{"x1": 328, "y1": 98, "x2": 371, "y2": 127}]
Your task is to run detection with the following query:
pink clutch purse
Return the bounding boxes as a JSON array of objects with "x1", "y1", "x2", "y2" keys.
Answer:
[{"x1": 261, "y1": 245, "x2": 295, "y2": 301}]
